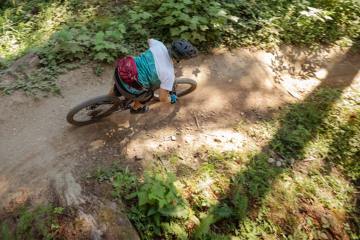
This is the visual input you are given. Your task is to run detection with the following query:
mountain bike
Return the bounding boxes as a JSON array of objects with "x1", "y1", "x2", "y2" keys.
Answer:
[{"x1": 66, "y1": 78, "x2": 197, "y2": 126}]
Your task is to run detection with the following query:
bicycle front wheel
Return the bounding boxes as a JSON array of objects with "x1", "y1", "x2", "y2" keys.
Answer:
[
  {"x1": 153, "y1": 78, "x2": 197, "y2": 101},
  {"x1": 174, "y1": 78, "x2": 197, "y2": 97}
]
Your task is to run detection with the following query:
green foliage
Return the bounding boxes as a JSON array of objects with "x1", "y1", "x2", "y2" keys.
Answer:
[
  {"x1": 270, "y1": 88, "x2": 360, "y2": 181},
  {"x1": 162, "y1": 221, "x2": 188, "y2": 240},
  {"x1": 52, "y1": 207, "x2": 64, "y2": 215},
  {"x1": 0, "y1": 67, "x2": 61, "y2": 96},
  {"x1": 271, "y1": 89, "x2": 339, "y2": 159},
  {"x1": 194, "y1": 152, "x2": 279, "y2": 238},
  {"x1": 0, "y1": 0, "x2": 72, "y2": 62},
  {"x1": 1, "y1": 224, "x2": 11, "y2": 240},
  {"x1": 1, "y1": 204, "x2": 65, "y2": 240},
  {"x1": 41, "y1": 21, "x2": 128, "y2": 64},
  {"x1": 231, "y1": 190, "x2": 248, "y2": 220},
  {"x1": 236, "y1": 213, "x2": 279, "y2": 239},
  {"x1": 125, "y1": 0, "x2": 360, "y2": 48},
  {"x1": 282, "y1": 0, "x2": 360, "y2": 45},
  {"x1": 327, "y1": 118, "x2": 360, "y2": 180},
  {"x1": 93, "y1": 65, "x2": 104, "y2": 76},
  {"x1": 324, "y1": 101, "x2": 360, "y2": 181},
  {"x1": 95, "y1": 168, "x2": 191, "y2": 239},
  {"x1": 127, "y1": 172, "x2": 190, "y2": 239},
  {"x1": 92, "y1": 23, "x2": 128, "y2": 62},
  {"x1": 111, "y1": 167, "x2": 138, "y2": 198},
  {"x1": 44, "y1": 27, "x2": 88, "y2": 63},
  {"x1": 126, "y1": 0, "x2": 232, "y2": 46},
  {"x1": 94, "y1": 87, "x2": 358, "y2": 238},
  {"x1": 179, "y1": 88, "x2": 359, "y2": 238},
  {"x1": 0, "y1": 0, "x2": 129, "y2": 94},
  {"x1": 130, "y1": 173, "x2": 189, "y2": 229},
  {"x1": 94, "y1": 166, "x2": 138, "y2": 198},
  {"x1": 234, "y1": 153, "x2": 280, "y2": 200},
  {"x1": 194, "y1": 204, "x2": 233, "y2": 238},
  {"x1": 225, "y1": 0, "x2": 360, "y2": 47}
]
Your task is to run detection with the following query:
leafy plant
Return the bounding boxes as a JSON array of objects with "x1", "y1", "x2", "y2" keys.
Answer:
[
  {"x1": 41, "y1": 20, "x2": 128, "y2": 64},
  {"x1": 0, "y1": 66, "x2": 61, "y2": 96},
  {"x1": 270, "y1": 88, "x2": 360, "y2": 181},
  {"x1": 280, "y1": 1, "x2": 360, "y2": 45},
  {"x1": 93, "y1": 166, "x2": 138, "y2": 198},
  {"x1": 126, "y1": 0, "x2": 234, "y2": 46},
  {"x1": 92, "y1": 22, "x2": 128, "y2": 63},
  {"x1": 111, "y1": 167, "x2": 138, "y2": 198},
  {"x1": 128, "y1": 172, "x2": 190, "y2": 238},
  {"x1": 133, "y1": 173, "x2": 189, "y2": 223},
  {"x1": 194, "y1": 204, "x2": 233, "y2": 239},
  {"x1": 162, "y1": 221, "x2": 188, "y2": 240}
]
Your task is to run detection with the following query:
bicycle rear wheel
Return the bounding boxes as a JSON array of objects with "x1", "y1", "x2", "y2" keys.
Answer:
[
  {"x1": 153, "y1": 78, "x2": 197, "y2": 100},
  {"x1": 66, "y1": 95, "x2": 121, "y2": 126}
]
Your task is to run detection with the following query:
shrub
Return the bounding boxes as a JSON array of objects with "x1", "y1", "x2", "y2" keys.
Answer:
[
  {"x1": 126, "y1": 0, "x2": 234, "y2": 46},
  {"x1": 280, "y1": 0, "x2": 360, "y2": 45},
  {"x1": 40, "y1": 20, "x2": 128, "y2": 65},
  {"x1": 225, "y1": 0, "x2": 360, "y2": 47},
  {"x1": 128, "y1": 172, "x2": 190, "y2": 238}
]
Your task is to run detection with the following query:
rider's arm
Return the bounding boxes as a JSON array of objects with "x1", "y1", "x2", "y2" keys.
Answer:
[{"x1": 159, "y1": 88, "x2": 171, "y2": 103}]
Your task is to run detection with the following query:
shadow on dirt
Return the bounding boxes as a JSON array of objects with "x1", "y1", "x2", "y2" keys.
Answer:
[
  {"x1": 193, "y1": 45, "x2": 360, "y2": 237},
  {"x1": 65, "y1": 42, "x2": 360, "y2": 182}
]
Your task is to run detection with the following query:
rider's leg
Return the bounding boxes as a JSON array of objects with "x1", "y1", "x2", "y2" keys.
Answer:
[
  {"x1": 130, "y1": 92, "x2": 152, "y2": 114},
  {"x1": 130, "y1": 101, "x2": 149, "y2": 114},
  {"x1": 132, "y1": 90, "x2": 153, "y2": 110},
  {"x1": 110, "y1": 84, "x2": 123, "y2": 97},
  {"x1": 132, "y1": 101, "x2": 143, "y2": 110},
  {"x1": 108, "y1": 87, "x2": 116, "y2": 97}
]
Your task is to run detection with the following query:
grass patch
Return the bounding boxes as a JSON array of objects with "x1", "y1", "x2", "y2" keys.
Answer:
[
  {"x1": 270, "y1": 88, "x2": 360, "y2": 181},
  {"x1": 0, "y1": 66, "x2": 62, "y2": 96},
  {"x1": 0, "y1": 204, "x2": 66, "y2": 240},
  {"x1": 95, "y1": 148, "x2": 357, "y2": 239}
]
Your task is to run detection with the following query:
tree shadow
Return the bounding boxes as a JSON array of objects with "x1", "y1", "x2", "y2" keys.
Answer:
[
  {"x1": 194, "y1": 45, "x2": 360, "y2": 237},
  {"x1": 322, "y1": 114, "x2": 360, "y2": 232},
  {"x1": 324, "y1": 112, "x2": 360, "y2": 183}
]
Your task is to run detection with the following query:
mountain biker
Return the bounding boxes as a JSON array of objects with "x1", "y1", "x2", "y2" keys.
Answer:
[{"x1": 109, "y1": 39, "x2": 198, "y2": 114}]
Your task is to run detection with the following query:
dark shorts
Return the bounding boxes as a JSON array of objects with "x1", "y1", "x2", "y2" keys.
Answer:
[
  {"x1": 113, "y1": 73, "x2": 153, "y2": 104},
  {"x1": 113, "y1": 83, "x2": 122, "y2": 97}
]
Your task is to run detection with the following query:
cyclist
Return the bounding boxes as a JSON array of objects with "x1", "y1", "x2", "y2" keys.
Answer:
[{"x1": 109, "y1": 39, "x2": 198, "y2": 114}]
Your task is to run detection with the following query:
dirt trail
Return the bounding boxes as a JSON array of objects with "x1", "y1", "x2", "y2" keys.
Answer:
[{"x1": 0, "y1": 47, "x2": 359, "y2": 211}]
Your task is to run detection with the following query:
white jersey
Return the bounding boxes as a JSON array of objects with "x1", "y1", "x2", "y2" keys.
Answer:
[{"x1": 148, "y1": 39, "x2": 175, "y2": 91}]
